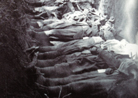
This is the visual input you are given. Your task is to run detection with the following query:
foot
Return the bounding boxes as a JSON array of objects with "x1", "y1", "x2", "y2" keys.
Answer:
[
  {"x1": 105, "y1": 68, "x2": 114, "y2": 75},
  {"x1": 90, "y1": 46, "x2": 98, "y2": 54}
]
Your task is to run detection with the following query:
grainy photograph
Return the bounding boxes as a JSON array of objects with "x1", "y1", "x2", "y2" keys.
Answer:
[{"x1": 0, "y1": 0, "x2": 138, "y2": 98}]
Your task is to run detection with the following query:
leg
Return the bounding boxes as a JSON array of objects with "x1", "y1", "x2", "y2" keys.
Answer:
[
  {"x1": 36, "y1": 71, "x2": 104, "y2": 86},
  {"x1": 38, "y1": 51, "x2": 61, "y2": 59},
  {"x1": 36, "y1": 59, "x2": 99, "y2": 78},
  {"x1": 36, "y1": 55, "x2": 66, "y2": 67},
  {"x1": 36, "y1": 72, "x2": 126, "y2": 98}
]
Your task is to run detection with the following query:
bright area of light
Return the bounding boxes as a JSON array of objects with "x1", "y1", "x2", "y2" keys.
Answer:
[{"x1": 124, "y1": 0, "x2": 137, "y2": 43}]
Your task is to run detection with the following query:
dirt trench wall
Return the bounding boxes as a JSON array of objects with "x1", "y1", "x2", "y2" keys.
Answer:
[
  {"x1": 105, "y1": 0, "x2": 138, "y2": 43},
  {"x1": 0, "y1": 0, "x2": 38, "y2": 98}
]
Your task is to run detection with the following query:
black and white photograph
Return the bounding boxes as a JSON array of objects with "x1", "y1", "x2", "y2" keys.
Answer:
[{"x1": 0, "y1": 0, "x2": 138, "y2": 98}]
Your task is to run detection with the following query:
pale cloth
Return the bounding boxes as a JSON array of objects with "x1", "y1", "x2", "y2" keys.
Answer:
[{"x1": 101, "y1": 39, "x2": 138, "y2": 59}]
